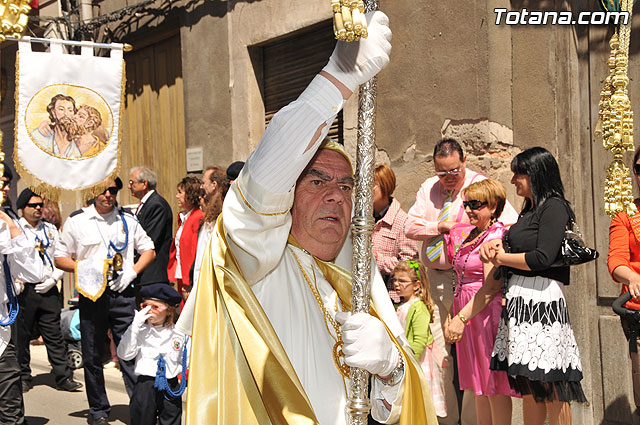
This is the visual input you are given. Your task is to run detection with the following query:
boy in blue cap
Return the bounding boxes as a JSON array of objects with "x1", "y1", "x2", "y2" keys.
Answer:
[{"x1": 117, "y1": 283, "x2": 187, "y2": 425}]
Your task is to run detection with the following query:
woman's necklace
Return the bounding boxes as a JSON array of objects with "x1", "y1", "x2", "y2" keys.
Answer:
[
  {"x1": 290, "y1": 248, "x2": 351, "y2": 378},
  {"x1": 452, "y1": 223, "x2": 492, "y2": 297}
]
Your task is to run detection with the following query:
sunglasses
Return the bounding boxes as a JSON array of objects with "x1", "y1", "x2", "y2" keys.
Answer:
[
  {"x1": 141, "y1": 302, "x2": 167, "y2": 312},
  {"x1": 435, "y1": 168, "x2": 461, "y2": 178},
  {"x1": 103, "y1": 187, "x2": 119, "y2": 195},
  {"x1": 634, "y1": 164, "x2": 640, "y2": 175},
  {"x1": 26, "y1": 202, "x2": 44, "y2": 209},
  {"x1": 463, "y1": 200, "x2": 488, "y2": 210}
]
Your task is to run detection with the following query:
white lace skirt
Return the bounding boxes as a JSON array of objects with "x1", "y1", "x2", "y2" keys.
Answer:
[{"x1": 490, "y1": 274, "x2": 586, "y2": 402}]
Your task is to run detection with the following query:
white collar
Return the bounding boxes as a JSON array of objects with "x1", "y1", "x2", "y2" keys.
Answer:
[
  {"x1": 139, "y1": 190, "x2": 155, "y2": 205},
  {"x1": 86, "y1": 204, "x2": 118, "y2": 221},
  {"x1": 18, "y1": 217, "x2": 43, "y2": 231}
]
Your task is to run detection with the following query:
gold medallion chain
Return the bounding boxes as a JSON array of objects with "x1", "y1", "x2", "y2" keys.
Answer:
[{"x1": 290, "y1": 249, "x2": 351, "y2": 378}]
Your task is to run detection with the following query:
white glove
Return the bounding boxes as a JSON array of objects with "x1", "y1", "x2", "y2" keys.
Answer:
[
  {"x1": 336, "y1": 312, "x2": 400, "y2": 377},
  {"x1": 34, "y1": 277, "x2": 57, "y2": 294},
  {"x1": 109, "y1": 267, "x2": 137, "y2": 293},
  {"x1": 321, "y1": 11, "x2": 392, "y2": 93},
  {"x1": 132, "y1": 305, "x2": 152, "y2": 329}
]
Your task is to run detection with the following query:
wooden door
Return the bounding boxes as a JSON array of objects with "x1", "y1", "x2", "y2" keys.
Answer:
[{"x1": 120, "y1": 33, "x2": 185, "y2": 217}]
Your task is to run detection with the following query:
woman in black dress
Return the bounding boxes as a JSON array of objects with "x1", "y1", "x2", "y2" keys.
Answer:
[{"x1": 480, "y1": 147, "x2": 586, "y2": 425}]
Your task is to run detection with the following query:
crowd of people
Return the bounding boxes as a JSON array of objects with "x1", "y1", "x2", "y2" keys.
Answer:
[
  {"x1": 0, "y1": 160, "x2": 242, "y2": 425},
  {"x1": 0, "y1": 9, "x2": 637, "y2": 425}
]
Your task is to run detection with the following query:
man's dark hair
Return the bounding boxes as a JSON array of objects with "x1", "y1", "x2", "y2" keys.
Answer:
[
  {"x1": 510, "y1": 146, "x2": 566, "y2": 212},
  {"x1": 433, "y1": 138, "x2": 464, "y2": 160},
  {"x1": 47, "y1": 94, "x2": 76, "y2": 124}
]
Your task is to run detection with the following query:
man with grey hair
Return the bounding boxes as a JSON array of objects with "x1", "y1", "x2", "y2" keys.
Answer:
[{"x1": 128, "y1": 166, "x2": 173, "y2": 287}]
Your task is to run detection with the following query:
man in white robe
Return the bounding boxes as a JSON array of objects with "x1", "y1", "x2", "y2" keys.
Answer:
[{"x1": 185, "y1": 11, "x2": 437, "y2": 425}]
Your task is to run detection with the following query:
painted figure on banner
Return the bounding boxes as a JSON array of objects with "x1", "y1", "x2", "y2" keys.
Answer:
[{"x1": 26, "y1": 85, "x2": 112, "y2": 160}]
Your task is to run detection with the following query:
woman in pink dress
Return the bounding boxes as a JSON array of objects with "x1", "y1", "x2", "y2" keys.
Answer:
[{"x1": 444, "y1": 179, "x2": 518, "y2": 425}]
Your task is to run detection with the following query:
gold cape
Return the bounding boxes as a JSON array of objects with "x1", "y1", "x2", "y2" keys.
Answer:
[{"x1": 186, "y1": 215, "x2": 438, "y2": 424}]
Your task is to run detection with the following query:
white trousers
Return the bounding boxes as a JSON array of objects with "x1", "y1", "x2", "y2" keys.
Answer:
[{"x1": 427, "y1": 268, "x2": 477, "y2": 425}]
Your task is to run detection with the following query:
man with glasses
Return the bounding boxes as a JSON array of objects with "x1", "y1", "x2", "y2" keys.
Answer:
[
  {"x1": 405, "y1": 138, "x2": 518, "y2": 425},
  {"x1": 55, "y1": 178, "x2": 156, "y2": 425},
  {"x1": 127, "y1": 167, "x2": 173, "y2": 290},
  {"x1": 14, "y1": 189, "x2": 82, "y2": 393}
]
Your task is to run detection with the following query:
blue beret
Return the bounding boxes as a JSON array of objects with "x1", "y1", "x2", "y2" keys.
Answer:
[{"x1": 139, "y1": 283, "x2": 182, "y2": 306}]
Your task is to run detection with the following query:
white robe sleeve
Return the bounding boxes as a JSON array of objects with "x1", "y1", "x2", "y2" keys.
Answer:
[{"x1": 223, "y1": 75, "x2": 344, "y2": 284}]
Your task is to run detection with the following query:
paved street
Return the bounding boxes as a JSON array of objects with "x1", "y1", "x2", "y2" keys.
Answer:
[{"x1": 23, "y1": 344, "x2": 130, "y2": 424}]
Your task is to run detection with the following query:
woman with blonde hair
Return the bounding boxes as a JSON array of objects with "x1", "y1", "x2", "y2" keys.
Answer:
[{"x1": 445, "y1": 179, "x2": 518, "y2": 425}]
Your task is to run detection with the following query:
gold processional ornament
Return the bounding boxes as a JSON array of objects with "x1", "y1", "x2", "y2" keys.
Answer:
[
  {"x1": 105, "y1": 252, "x2": 123, "y2": 281},
  {"x1": 332, "y1": 0, "x2": 368, "y2": 42},
  {"x1": 0, "y1": 0, "x2": 31, "y2": 42},
  {"x1": 596, "y1": 0, "x2": 636, "y2": 218}
]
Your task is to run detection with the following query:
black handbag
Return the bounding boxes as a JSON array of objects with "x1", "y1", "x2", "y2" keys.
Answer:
[{"x1": 552, "y1": 205, "x2": 599, "y2": 267}]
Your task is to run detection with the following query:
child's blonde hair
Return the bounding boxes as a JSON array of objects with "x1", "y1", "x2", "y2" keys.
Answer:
[{"x1": 393, "y1": 259, "x2": 435, "y2": 323}]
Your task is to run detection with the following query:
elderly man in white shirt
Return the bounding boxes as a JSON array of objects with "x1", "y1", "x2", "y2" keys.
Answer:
[{"x1": 185, "y1": 11, "x2": 438, "y2": 425}]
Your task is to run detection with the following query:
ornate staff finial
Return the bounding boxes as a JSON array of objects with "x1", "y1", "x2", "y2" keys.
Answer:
[
  {"x1": 332, "y1": 0, "x2": 369, "y2": 42},
  {"x1": 596, "y1": 0, "x2": 636, "y2": 218},
  {"x1": 0, "y1": 0, "x2": 31, "y2": 42}
]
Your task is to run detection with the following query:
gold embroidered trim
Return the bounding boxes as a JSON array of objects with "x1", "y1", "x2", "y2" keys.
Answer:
[{"x1": 236, "y1": 180, "x2": 292, "y2": 217}]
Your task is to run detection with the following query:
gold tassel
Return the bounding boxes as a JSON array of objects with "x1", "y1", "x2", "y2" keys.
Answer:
[{"x1": 598, "y1": 0, "x2": 636, "y2": 218}]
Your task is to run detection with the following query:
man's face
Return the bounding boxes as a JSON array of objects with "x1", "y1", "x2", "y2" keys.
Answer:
[
  {"x1": 290, "y1": 150, "x2": 353, "y2": 261},
  {"x1": 95, "y1": 181, "x2": 118, "y2": 212},
  {"x1": 22, "y1": 196, "x2": 43, "y2": 223},
  {"x1": 54, "y1": 100, "x2": 75, "y2": 122},
  {"x1": 434, "y1": 152, "x2": 466, "y2": 191},
  {"x1": 128, "y1": 170, "x2": 147, "y2": 200},
  {"x1": 201, "y1": 170, "x2": 217, "y2": 200}
]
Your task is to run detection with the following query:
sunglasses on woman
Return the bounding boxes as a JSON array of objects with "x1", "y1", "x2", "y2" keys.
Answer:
[
  {"x1": 102, "y1": 186, "x2": 119, "y2": 195},
  {"x1": 463, "y1": 200, "x2": 488, "y2": 210}
]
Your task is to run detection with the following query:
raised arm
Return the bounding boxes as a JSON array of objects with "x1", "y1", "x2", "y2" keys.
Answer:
[{"x1": 223, "y1": 11, "x2": 392, "y2": 284}]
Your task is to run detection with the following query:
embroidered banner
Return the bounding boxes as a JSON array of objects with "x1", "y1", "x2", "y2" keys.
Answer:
[{"x1": 14, "y1": 38, "x2": 124, "y2": 200}]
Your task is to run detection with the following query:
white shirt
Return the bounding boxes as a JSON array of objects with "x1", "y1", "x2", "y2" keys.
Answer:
[
  {"x1": 18, "y1": 218, "x2": 64, "y2": 282},
  {"x1": 55, "y1": 205, "x2": 155, "y2": 268},
  {"x1": 174, "y1": 208, "x2": 194, "y2": 280},
  {"x1": 0, "y1": 222, "x2": 46, "y2": 356},
  {"x1": 117, "y1": 322, "x2": 187, "y2": 378},
  {"x1": 135, "y1": 190, "x2": 156, "y2": 215},
  {"x1": 221, "y1": 75, "x2": 404, "y2": 425}
]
